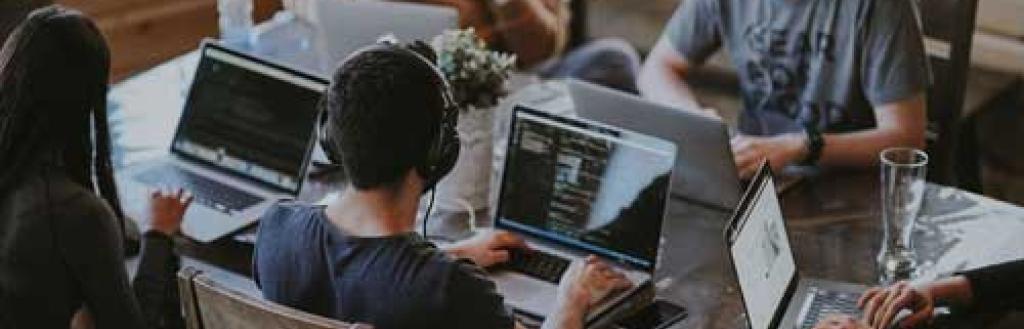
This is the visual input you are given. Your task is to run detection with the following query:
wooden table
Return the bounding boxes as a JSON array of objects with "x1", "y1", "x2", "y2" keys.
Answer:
[{"x1": 111, "y1": 49, "x2": 1024, "y2": 329}]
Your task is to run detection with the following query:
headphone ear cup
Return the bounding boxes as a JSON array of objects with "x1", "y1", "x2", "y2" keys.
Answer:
[
  {"x1": 419, "y1": 109, "x2": 460, "y2": 192},
  {"x1": 433, "y1": 121, "x2": 461, "y2": 181},
  {"x1": 318, "y1": 109, "x2": 344, "y2": 165}
]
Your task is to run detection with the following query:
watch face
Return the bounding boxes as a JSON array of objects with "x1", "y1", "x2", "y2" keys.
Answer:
[{"x1": 802, "y1": 127, "x2": 824, "y2": 165}]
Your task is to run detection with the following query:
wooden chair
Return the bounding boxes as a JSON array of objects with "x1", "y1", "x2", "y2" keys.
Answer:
[
  {"x1": 177, "y1": 267, "x2": 372, "y2": 329},
  {"x1": 915, "y1": 0, "x2": 981, "y2": 188}
]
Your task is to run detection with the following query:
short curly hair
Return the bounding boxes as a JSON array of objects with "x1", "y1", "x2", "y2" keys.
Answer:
[{"x1": 321, "y1": 45, "x2": 447, "y2": 190}]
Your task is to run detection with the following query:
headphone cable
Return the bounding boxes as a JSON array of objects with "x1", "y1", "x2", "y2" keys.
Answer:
[{"x1": 422, "y1": 188, "x2": 437, "y2": 240}]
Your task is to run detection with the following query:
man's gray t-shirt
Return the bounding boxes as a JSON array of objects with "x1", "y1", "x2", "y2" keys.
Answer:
[{"x1": 665, "y1": 0, "x2": 928, "y2": 135}]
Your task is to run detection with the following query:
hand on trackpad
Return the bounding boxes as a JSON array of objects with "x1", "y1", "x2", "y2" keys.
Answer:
[{"x1": 558, "y1": 256, "x2": 634, "y2": 307}]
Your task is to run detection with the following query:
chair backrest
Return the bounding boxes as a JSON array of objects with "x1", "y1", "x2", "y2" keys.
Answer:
[
  {"x1": 568, "y1": 0, "x2": 587, "y2": 49},
  {"x1": 915, "y1": 0, "x2": 980, "y2": 184},
  {"x1": 177, "y1": 267, "x2": 372, "y2": 329}
]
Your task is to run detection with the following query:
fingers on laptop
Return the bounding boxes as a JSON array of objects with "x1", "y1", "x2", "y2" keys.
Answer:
[
  {"x1": 490, "y1": 230, "x2": 527, "y2": 250},
  {"x1": 859, "y1": 281, "x2": 921, "y2": 329},
  {"x1": 875, "y1": 283, "x2": 910, "y2": 329},
  {"x1": 813, "y1": 314, "x2": 859, "y2": 329},
  {"x1": 149, "y1": 186, "x2": 193, "y2": 205},
  {"x1": 581, "y1": 257, "x2": 632, "y2": 303},
  {"x1": 860, "y1": 286, "x2": 891, "y2": 326}
]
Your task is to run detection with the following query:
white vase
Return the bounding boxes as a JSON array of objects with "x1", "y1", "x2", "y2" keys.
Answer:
[{"x1": 434, "y1": 106, "x2": 495, "y2": 213}]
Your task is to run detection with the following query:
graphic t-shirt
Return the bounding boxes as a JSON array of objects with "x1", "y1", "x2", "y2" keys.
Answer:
[{"x1": 665, "y1": 0, "x2": 929, "y2": 135}]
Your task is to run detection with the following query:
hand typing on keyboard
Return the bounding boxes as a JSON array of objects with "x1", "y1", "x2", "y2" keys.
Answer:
[
  {"x1": 813, "y1": 280, "x2": 937, "y2": 329},
  {"x1": 444, "y1": 229, "x2": 528, "y2": 268},
  {"x1": 145, "y1": 187, "x2": 193, "y2": 236},
  {"x1": 556, "y1": 256, "x2": 633, "y2": 315}
]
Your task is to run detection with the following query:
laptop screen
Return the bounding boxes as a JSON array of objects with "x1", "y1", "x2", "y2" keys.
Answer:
[
  {"x1": 495, "y1": 106, "x2": 675, "y2": 271},
  {"x1": 171, "y1": 44, "x2": 327, "y2": 194},
  {"x1": 727, "y1": 170, "x2": 798, "y2": 329}
]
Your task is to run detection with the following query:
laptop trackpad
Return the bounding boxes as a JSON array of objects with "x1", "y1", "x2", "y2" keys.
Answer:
[
  {"x1": 182, "y1": 205, "x2": 245, "y2": 243},
  {"x1": 491, "y1": 271, "x2": 558, "y2": 318}
]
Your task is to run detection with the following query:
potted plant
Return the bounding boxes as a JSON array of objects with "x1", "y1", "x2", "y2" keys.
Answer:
[{"x1": 431, "y1": 28, "x2": 516, "y2": 214}]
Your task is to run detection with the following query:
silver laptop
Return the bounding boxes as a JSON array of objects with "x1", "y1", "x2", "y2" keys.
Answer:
[
  {"x1": 568, "y1": 79, "x2": 742, "y2": 211},
  {"x1": 490, "y1": 105, "x2": 676, "y2": 325},
  {"x1": 726, "y1": 163, "x2": 867, "y2": 329},
  {"x1": 312, "y1": 0, "x2": 458, "y2": 74},
  {"x1": 119, "y1": 41, "x2": 328, "y2": 243}
]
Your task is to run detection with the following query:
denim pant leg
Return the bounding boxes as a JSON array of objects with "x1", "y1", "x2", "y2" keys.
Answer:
[{"x1": 538, "y1": 38, "x2": 641, "y2": 94}]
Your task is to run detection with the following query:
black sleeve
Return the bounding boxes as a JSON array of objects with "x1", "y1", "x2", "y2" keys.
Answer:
[
  {"x1": 56, "y1": 194, "x2": 147, "y2": 329},
  {"x1": 446, "y1": 261, "x2": 517, "y2": 329},
  {"x1": 133, "y1": 231, "x2": 183, "y2": 329},
  {"x1": 959, "y1": 259, "x2": 1024, "y2": 312},
  {"x1": 57, "y1": 193, "x2": 181, "y2": 329}
]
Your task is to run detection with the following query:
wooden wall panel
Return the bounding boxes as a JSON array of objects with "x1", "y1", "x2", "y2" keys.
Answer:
[{"x1": 58, "y1": 0, "x2": 281, "y2": 81}]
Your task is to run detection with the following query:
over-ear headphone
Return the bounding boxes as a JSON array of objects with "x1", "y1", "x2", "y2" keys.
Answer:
[{"x1": 317, "y1": 40, "x2": 460, "y2": 193}]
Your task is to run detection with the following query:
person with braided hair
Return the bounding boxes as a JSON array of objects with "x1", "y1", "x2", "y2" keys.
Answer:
[{"x1": 0, "y1": 6, "x2": 192, "y2": 329}]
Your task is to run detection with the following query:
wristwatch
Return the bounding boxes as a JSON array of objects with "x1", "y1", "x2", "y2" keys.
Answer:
[{"x1": 802, "y1": 124, "x2": 824, "y2": 166}]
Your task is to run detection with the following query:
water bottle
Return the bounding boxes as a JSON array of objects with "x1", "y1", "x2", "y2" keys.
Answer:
[
  {"x1": 217, "y1": 0, "x2": 254, "y2": 49},
  {"x1": 252, "y1": 11, "x2": 319, "y2": 73}
]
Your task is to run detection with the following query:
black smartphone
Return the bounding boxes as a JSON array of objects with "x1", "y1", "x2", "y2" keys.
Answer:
[{"x1": 615, "y1": 299, "x2": 687, "y2": 329}]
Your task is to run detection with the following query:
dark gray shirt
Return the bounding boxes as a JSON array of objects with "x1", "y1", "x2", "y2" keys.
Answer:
[
  {"x1": 665, "y1": 0, "x2": 929, "y2": 135},
  {"x1": 0, "y1": 172, "x2": 180, "y2": 329},
  {"x1": 254, "y1": 203, "x2": 515, "y2": 329}
]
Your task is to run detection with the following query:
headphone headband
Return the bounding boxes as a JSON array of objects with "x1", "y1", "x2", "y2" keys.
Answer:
[
  {"x1": 318, "y1": 40, "x2": 460, "y2": 192},
  {"x1": 335, "y1": 41, "x2": 457, "y2": 112}
]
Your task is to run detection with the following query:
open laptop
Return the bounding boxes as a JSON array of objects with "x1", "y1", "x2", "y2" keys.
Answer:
[
  {"x1": 312, "y1": 0, "x2": 458, "y2": 74},
  {"x1": 725, "y1": 162, "x2": 867, "y2": 329},
  {"x1": 119, "y1": 41, "x2": 328, "y2": 243},
  {"x1": 489, "y1": 105, "x2": 676, "y2": 325},
  {"x1": 568, "y1": 79, "x2": 742, "y2": 211}
]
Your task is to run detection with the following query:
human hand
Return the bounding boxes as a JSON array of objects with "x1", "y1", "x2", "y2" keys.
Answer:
[
  {"x1": 446, "y1": 229, "x2": 527, "y2": 268},
  {"x1": 813, "y1": 315, "x2": 869, "y2": 329},
  {"x1": 556, "y1": 256, "x2": 633, "y2": 313},
  {"x1": 859, "y1": 281, "x2": 934, "y2": 329},
  {"x1": 147, "y1": 188, "x2": 193, "y2": 236},
  {"x1": 731, "y1": 133, "x2": 807, "y2": 179}
]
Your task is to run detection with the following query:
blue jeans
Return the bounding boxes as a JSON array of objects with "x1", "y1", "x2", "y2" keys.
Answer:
[{"x1": 538, "y1": 38, "x2": 641, "y2": 94}]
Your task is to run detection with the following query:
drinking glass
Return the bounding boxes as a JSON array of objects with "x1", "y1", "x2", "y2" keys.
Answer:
[
  {"x1": 217, "y1": 0, "x2": 253, "y2": 48},
  {"x1": 877, "y1": 148, "x2": 928, "y2": 285}
]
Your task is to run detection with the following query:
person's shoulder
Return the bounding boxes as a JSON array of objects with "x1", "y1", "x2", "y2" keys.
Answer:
[
  {"x1": 259, "y1": 201, "x2": 324, "y2": 228},
  {"x1": 20, "y1": 174, "x2": 115, "y2": 222},
  {"x1": 4, "y1": 173, "x2": 119, "y2": 239}
]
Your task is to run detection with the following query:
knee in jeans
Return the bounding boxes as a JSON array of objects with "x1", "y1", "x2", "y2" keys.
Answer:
[{"x1": 580, "y1": 38, "x2": 640, "y2": 68}]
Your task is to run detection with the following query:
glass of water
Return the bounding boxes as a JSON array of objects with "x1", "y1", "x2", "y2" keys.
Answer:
[
  {"x1": 877, "y1": 148, "x2": 928, "y2": 285},
  {"x1": 217, "y1": 0, "x2": 253, "y2": 48}
]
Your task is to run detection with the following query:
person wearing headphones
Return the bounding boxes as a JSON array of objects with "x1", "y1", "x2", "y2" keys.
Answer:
[
  {"x1": 0, "y1": 6, "x2": 192, "y2": 329},
  {"x1": 252, "y1": 41, "x2": 633, "y2": 329},
  {"x1": 814, "y1": 259, "x2": 1024, "y2": 329}
]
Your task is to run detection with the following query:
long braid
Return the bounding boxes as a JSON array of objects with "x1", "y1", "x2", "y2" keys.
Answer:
[{"x1": 93, "y1": 91, "x2": 125, "y2": 222}]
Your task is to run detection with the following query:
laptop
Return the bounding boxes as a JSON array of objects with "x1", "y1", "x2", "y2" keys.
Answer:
[
  {"x1": 119, "y1": 41, "x2": 328, "y2": 243},
  {"x1": 725, "y1": 162, "x2": 867, "y2": 329},
  {"x1": 568, "y1": 79, "x2": 742, "y2": 211},
  {"x1": 312, "y1": 0, "x2": 458, "y2": 74},
  {"x1": 489, "y1": 105, "x2": 676, "y2": 325}
]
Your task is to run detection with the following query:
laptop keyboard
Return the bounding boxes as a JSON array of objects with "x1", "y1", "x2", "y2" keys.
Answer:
[
  {"x1": 134, "y1": 164, "x2": 264, "y2": 214},
  {"x1": 504, "y1": 250, "x2": 572, "y2": 284},
  {"x1": 797, "y1": 287, "x2": 862, "y2": 329}
]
